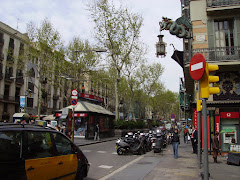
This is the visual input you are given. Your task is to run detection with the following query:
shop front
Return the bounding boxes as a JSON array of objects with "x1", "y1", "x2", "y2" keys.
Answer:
[
  {"x1": 192, "y1": 107, "x2": 240, "y2": 152},
  {"x1": 55, "y1": 100, "x2": 115, "y2": 139}
]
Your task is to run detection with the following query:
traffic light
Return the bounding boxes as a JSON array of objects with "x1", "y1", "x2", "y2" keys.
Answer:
[
  {"x1": 196, "y1": 92, "x2": 202, "y2": 112},
  {"x1": 200, "y1": 62, "x2": 220, "y2": 99}
]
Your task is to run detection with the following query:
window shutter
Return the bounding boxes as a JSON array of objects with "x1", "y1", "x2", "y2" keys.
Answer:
[
  {"x1": 207, "y1": 19, "x2": 215, "y2": 48},
  {"x1": 234, "y1": 17, "x2": 240, "y2": 46}
]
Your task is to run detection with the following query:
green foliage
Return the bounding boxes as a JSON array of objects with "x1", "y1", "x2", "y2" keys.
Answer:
[
  {"x1": 152, "y1": 121, "x2": 160, "y2": 127},
  {"x1": 114, "y1": 120, "x2": 146, "y2": 130}
]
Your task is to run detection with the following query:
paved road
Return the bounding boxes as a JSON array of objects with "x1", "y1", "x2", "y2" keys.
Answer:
[{"x1": 79, "y1": 140, "x2": 146, "y2": 180}]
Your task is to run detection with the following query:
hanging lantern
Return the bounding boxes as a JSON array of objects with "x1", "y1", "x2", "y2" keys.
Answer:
[{"x1": 156, "y1": 35, "x2": 166, "y2": 58}]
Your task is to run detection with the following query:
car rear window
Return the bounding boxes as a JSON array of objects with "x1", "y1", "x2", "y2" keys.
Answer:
[{"x1": 0, "y1": 131, "x2": 21, "y2": 161}]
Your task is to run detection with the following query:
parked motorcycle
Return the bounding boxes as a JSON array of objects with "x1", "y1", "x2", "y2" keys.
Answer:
[
  {"x1": 153, "y1": 129, "x2": 163, "y2": 153},
  {"x1": 116, "y1": 132, "x2": 144, "y2": 155}
]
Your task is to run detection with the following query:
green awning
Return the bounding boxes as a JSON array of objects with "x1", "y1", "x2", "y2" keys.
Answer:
[{"x1": 220, "y1": 128, "x2": 235, "y2": 133}]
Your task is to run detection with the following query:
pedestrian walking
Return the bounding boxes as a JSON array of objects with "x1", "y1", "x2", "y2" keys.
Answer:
[
  {"x1": 94, "y1": 123, "x2": 100, "y2": 141},
  {"x1": 191, "y1": 126, "x2": 198, "y2": 154},
  {"x1": 183, "y1": 125, "x2": 188, "y2": 143},
  {"x1": 212, "y1": 131, "x2": 220, "y2": 163},
  {"x1": 172, "y1": 128, "x2": 180, "y2": 159}
]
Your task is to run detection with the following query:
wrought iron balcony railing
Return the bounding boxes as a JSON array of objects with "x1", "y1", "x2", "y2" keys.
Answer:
[
  {"x1": 184, "y1": 46, "x2": 240, "y2": 64},
  {"x1": 5, "y1": 73, "x2": 14, "y2": 81},
  {"x1": 0, "y1": 95, "x2": 16, "y2": 102},
  {"x1": 207, "y1": 0, "x2": 240, "y2": 8},
  {"x1": 16, "y1": 77, "x2": 24, "y2": 84}
]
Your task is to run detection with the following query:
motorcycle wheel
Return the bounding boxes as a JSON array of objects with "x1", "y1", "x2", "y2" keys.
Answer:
[
  {"x1": 137, "y1": 147, "x2": 144, "y2": 155},
  {"x1": 117, "y1": 147, "x2": 124, "y2": 155}
]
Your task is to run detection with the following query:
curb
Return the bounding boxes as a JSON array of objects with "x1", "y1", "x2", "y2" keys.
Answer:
[{"x1": 77, "y1": 138, "x2": 118, "y2": 147}]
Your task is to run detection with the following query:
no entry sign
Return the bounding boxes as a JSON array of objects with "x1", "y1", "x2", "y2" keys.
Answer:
[{"x1": 189, "y1": 53, "x2": 206, "y2": 80}]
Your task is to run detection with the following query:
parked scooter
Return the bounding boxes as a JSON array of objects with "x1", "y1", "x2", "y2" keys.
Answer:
[
  {"x1": 153, "y1": 129, "x2": 163, "y2": 153},
  {"x1": 116, "y1": 132, "x2": 144, "y2": 155}
]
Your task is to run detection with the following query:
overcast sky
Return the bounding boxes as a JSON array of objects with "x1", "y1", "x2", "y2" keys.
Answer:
[{"x1": 0, "y1": 0, "x2": 184, "y2": 92}]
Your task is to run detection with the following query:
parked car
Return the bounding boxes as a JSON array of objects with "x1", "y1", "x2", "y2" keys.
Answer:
[{"x1": 0, "y1": 123, "x2": 89, "y2": 180}]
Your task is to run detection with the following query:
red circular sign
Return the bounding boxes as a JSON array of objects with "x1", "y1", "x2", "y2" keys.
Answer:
[
  {"x1": 189, "y1": 53, "x2": 206, "y2": 80},
  {"x1": 71, "y1": 89, "x2": 78, "y2": 96},
  {"x1": 71, "y1": 99, "x2": 78, "y2": 105}
]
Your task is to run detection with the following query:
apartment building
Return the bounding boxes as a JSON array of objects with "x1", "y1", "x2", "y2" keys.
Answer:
[
  {"x1": 0, "y1": 22, "x2": 115, "y2": 122},
  {"x1": 181, "y1": 0, "x2": 240, "y2": 152}
]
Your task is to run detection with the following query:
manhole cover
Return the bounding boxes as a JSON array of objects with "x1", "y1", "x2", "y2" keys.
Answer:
[{"x1": 137, "y1": 162, "x2": 153, "y2": 165}]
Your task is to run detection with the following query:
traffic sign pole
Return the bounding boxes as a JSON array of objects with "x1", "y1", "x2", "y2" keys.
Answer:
[
  {"x1": 71, "y1": 89, "x2": 78, "y2": 142},
  {"x1": 202, "y1": 98, "x2": 209, "y2": 180}
]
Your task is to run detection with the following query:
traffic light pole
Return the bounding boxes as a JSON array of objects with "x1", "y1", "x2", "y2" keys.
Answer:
[
  {"x1": 197, "y1": 82, "x2": 202, "y2": 169},
  {"x1": 202, "y1": 98, "x2": 209, "y2": 180}
]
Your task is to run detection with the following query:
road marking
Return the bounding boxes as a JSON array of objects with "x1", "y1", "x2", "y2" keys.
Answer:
[
  {"x1": 191, "y1": 62, "x2": 203, "y2": 71},
  {"x1": 112, "y1": 152, "x2": 117, "y2": 155},
  {"x1": 99, "y1": 155, "x2": 144, "y2": 180},
  {"x1": 97, "y1": 151, "x2": 107, "y2": 153},
  {"x1": 82, "y1": 150, "x2": 92, "y2": 152},
  {"x1": 99, "y1": 165, "x2": 113, "y2": 169}
]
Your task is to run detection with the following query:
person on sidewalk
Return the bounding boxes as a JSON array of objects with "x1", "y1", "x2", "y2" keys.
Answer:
[
  {"x1": 191, "y1": 126, "x2": 198, "y2": 154},
  {"x1": 183, "y1": 126, "x2": 188, "y2": 144},
  {"x1": 212, "y1": 131, "x2": 220, "y2": 163},
  {"x1": 94, "y1": 123, "x2": 100, "y2": 141},
  {"x1": 172, "y1": 128, "x2": 180, "y2": 159}
]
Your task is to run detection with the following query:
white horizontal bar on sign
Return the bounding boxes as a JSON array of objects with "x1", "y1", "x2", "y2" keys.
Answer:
[
  {"x1": 71, "y1": 96, "x2": 78, "y2": 99},
  {"x1": 191, "y1": 62, "x2": 203, "y2": 71}
]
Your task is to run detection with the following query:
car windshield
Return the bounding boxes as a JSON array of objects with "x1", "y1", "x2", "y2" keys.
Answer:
[{"x1": 0, "y1": 131, "x2": 22, "y2": 161}]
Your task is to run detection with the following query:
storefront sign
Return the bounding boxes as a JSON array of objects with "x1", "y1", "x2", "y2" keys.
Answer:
[
  {"x1": 80, "y1": 93, "x2": 104, "y2": 103},
  {"x1": 220, "y1": 112, "x2": 239, "y2": 119},
  {"x1": 193, "y1": 108, "x2": 198, "y2": 130},
  {"x1": 215, "y1": 116, "x2": 221, "y2": 145},
  {"x1": 56, "y1": 113, "x2": 87, "y2": 117},
  {"x1": 74, "y1": 113, "x2": 88, "y2": 117}
]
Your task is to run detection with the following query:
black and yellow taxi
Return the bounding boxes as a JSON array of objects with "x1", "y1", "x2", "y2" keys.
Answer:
[{"x1": 0, "y1": 123, "x2": 89, "y2": 180}]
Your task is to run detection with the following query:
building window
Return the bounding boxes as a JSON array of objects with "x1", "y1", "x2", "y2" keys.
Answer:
[
  {"x1": 214, "y1": 19, "x2": 234, "y2": 48},
  {"x1": 27, "y1": 97, "x2": 33, "y2": 108},
  {"x1": 28, "y1": 82, "x2": 34, "y2": 93}
]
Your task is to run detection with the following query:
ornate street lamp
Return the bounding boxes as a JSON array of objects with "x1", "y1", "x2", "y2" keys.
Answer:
[{"x1": 156, "y1": 34, "x2": 166, "y2": 58}]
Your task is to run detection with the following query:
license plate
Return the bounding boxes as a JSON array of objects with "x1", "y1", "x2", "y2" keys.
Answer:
[{"x1": 152, "y1": 143, "x2": 156, "y2": 146}]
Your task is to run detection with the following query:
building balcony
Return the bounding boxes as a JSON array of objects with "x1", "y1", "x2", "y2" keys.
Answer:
[
  {"x1": 0, "y1": 53, "x2": 4, "y2": 61},
  {"x1": 5, "y1": 73, "x2": 14, "y2": 82},
  {"x1": 16, "y1": 77, "x2": 24, "y2": 84},
  {"x1": 0, "y1": 38, "x2": 4, "y2": 44},
  {"x1": 207, "y1": 0, "x2": 240, "y2": 14},
  {"x1": 53, "y1": 95, "x2": 59, "y2": 100},
  {"x1": 184, "y1": 46, "x2": 240, "y2": 64},
  {"x1": 0, "y1": 95, "x2": 18, "y2": 104},
  {"x1": 207, "y1": 0, "x2": 240, "y2": 8}
]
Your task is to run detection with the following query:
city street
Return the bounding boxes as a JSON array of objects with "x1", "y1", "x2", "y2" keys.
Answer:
[
  {"x1": 79, "y1": 140, "x2": 148, "y2": 180},
  {"x1": 78, "y1": 140, "x2": 184, "y2": 180}
]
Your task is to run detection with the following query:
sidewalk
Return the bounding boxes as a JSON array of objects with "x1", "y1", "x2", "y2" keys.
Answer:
[
  {"x1": 73, "y1": 136, "x2": 118, "y2": 146},
  {"x1": 144, "y1": 142, "x2": 200, "y2": 180},
  {"x1": 74, "y1": 136, "x2": 240, "y2": 179}
]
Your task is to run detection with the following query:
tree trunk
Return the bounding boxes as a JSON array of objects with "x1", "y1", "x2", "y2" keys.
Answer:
[
  {"x1": 115, "y1": 79, "x2": 119, "y2": 121},
  {"x1": 37, "y1": 81, "x2": 42, "y2": 120},
  {"x1": 115, "y1": 70, "x2": 120, "y2": 121}
]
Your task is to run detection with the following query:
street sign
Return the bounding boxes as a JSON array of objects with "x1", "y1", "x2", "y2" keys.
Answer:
[
  {"x1": 189, "y1": 53, "x2": 206, "y2": 80},
  {"x1": 71, "y1": 89, "x2": 78, "y2": 96},
  {"x1": 71, "y1": 99, "x2": 78, "y2": 106},
  {"x1": 71, "y1": 96, "x2": 78, "y2": 99},
  {"x1": 171, "y1": 113, "x2": 175, "y2": 119}
]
